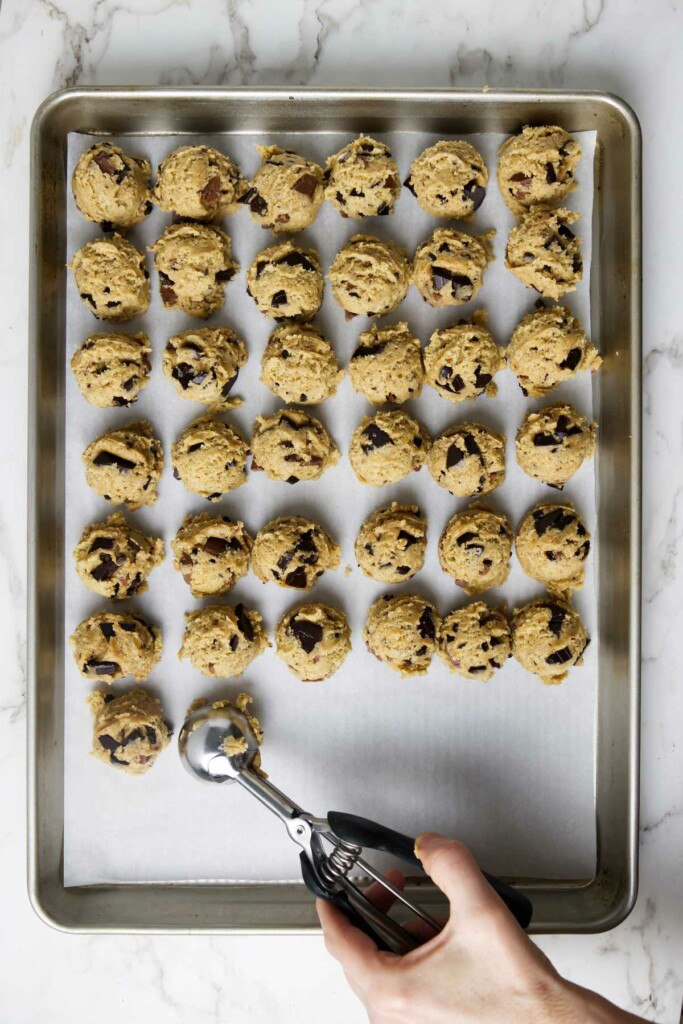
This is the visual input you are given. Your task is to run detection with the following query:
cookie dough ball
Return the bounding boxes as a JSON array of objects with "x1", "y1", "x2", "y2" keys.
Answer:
[
  {"x1": 260, "y1": 323, "x2": 344, "y2": 405},
  {"x1": 497, "y1": 125, "x2": 581, "y2": 216},
  {"x1": 424, "y1": 315, "x2": 505, "y2": 403},
  {"x1": 507, "y1": 305, "x2": 601, "y2": 398},
  {"x1": 512, "y1": 595, "x2": 588, "y2": 684},
  {"x1": 412, "y1": 228, "x2": 494, "y2": 308},
  {"x1": 70, "y1": 611, "x2": 162, "y2": 681},
  {"x1": 241, "y1": 146, "x2": 324, "y2": 233},
  {"x1": 427, "y1": 423, "x2": 506, "y2": 498},
  {"x1": 252, "y1": 516, "x2": 340, "y2": 590},
  {"x1": 251, "y1": 408, "x2": 339, "y2": 484},
  {"x1": 349, "y1": 410, "x2": 429, "y2": 487},
  {"x1": 349, "y1": 322, "x2": 424, "y2": 405},
  {"x1": 405, "y1": 141, "x2": 488, "y2": 220},
  {"x1": 71, "y1": 332, "x2": 151, "y2": 408},
  {"x1": 171, "y1": 415, "x2": 248, "y2": 501},
  {"x1": 324, "y1": 135, "x2": 400, "y2": 219},
  {"x1": 186, "y1": 693, "x2": 263, "y2": 768},
  {"x1": 516, "y1": 503, "x2": 591, "y2": 592},
  {"x1": 150, "y1": 222, "x2": 238, "y2": 318},
  {"x1": 87, "y1": 688, "x2": 171, "y2": 775},
  {"x1": 71, "y1": 143, "x2": 152, "y2": 229},
  {"x1": 179, "y1": 603, "x2": 269, "y2": 678},
  {"x1": 328, "y1": 235, "x2": 410, "y2": 319},
  {"x1": 82, "y1": 420, "x2": 163, "y2": 509},
  {"x1": 438, "y1": 602, "x2": 511, "y2": 681},
  {"x1": 247, "y1": 242, "x2": 323, "y2": 321},
  {"x1": 505, "y1": 207, "x2": 582, "y2": 299},
  {"x1": 439, "y1": 506, "x2": 513, "y2": 594},
  {"x1": 355, "y1": 503, "x2": 427, "y2": 583},
  {"x1": 275, "y1": 603, "x2": 351, "y2": 681},
  {"x1": 74, "y1": 513, "x2": 164, "y2": 600},
  {"x1": 69, "y1": 234, "x2": 150, "y2": 322},
  {"x1": 363, "y1": 594, "x2": 440, "y2": 677},
  {"x1": 172, "y1": 513, "x2": 253, "y2": 598},
  {"x1": 515, "y1": 403, "x2": 597, "y2": 489},
  {"x1": 154, "y1": 144, "x2": 246, "y2": 220},
  {"x1": 163, "y1": 327, "x2": 247, "y2": 408}
]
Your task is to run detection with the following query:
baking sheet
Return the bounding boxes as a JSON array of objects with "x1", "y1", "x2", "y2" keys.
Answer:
[{"x1": 63, "y1": 129, "x2": 598, "y2": 886}]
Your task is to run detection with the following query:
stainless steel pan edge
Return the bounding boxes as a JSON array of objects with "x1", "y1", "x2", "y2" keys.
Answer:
[{"x1": 28, "y1": 87, "x2": 641, "y2": 934}]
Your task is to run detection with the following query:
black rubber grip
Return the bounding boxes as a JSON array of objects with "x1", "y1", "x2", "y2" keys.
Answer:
[{"x1": 299, "y1": 851, "x2": 392, "y2": 951}]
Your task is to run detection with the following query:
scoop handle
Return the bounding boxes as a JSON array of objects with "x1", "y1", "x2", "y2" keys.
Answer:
[{"x1": 299, "y1": 851, "x2": 393, "y2": 952}]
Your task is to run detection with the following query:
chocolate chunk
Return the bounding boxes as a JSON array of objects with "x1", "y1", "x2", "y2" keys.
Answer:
[
  {"x1": 464, "y1": 433, "x2": 482, "y2": 457},
  {"x1": 578, "y1": 540, "x2": 591, "y2": 559},
  {"x1": 352, "y1": 341, "x2": 387, "y2": 360},
  {"x1": 286, "y1": 475, "x2": 299, "y2": 484},
  {"x1": 203, "y1": 536, "x2": 230, "y2": 557},
  {"x1": 277, "y1": 251, "x2": 316, "y2": 272},
  {"x1": 417, "y1": 608, "x2": 436, "y2": 641},
  {"x1": 248, "y1": 190, "x2": 268, "y2": 215},
  {"x1": 144, "y1": 201, "x2": 153, "y2": 216},
  {"x1": 403, "y1": 176, "x2": 416, "y2": 196},
  {"x1": 200, "y1": 175, "x2": 222, "y2": 206},
  {"x1": 207, "y1": 492, "x2": 222, "y2": 501},
  {"x1": 557, "y1": 223, "x2": 575, "y2": 241},
  {"x1": 292, "y1": 173, "x2": 319, "y2": 199},
  {"x1": 146, "y1": 727, "x2": 157, "y2": 745},
  {"x1": 119, "y1": 621, "x2": 138, "y2": 632},
  {"x1": 385, "y1": 174, "x2": 398, "y2": 191},
  {"x1": 473, "y1": 366, "x2": 492, "y2": 390},
  {"x1": 510, "y1": 172, "x2": 532, "y2": 184},
  {"x1": 99, "y1": 621, "x2": 116, "y2": 639},
  {"x1": 271, "y1": 289, "x2": 288, "y2": 308},
  {"x1": 296, "y1": 530, "x2": 318, "y2": 554},
  {"x1": 234, "y1": 603, "x2": 254, "y2": 642},
  {"x1": 532, "y1": 432, "x2": 558, "y2": 447},
  {"x1": 360, "y1": 142, "x2": 375, "y2": 153},
  {"x1": 100, "y1": 220, "x2": 114, "y2": 233},
  {"x1": 546, "y1": 645, "x2": 574, "y2": 665},
  {"x1": 396, "y1": 566, "x2": 411, "y2": 575},
  {"x1": 229, "y1": 635, "x2": 239, "y2": 652},
  {"x1": 397, "y1": 530, "x2": 418, "y2": 547},
  {"x1": 463, "y1": 180, "x2": 486, "y2": 210},
  {"x1": 285, "y1": 566, "x2": 308, "y2": 589},
  {"x1": 290, "y1": 617, "x2": 323, "y2": 653},
  {"x1": 220, "y1": 372, "x2": 238, "y2": 397},
  {"x1": 361, "y1": 423, "x2": 393, "y2": 453},
  {"x1": 89, "y1": 536, "x2": 114, "y2": 553},
  {"x1": 216, "y1": 268, "x2": 235, "y2": 283},
  {"x1": 456, "y1": 531, "x2": 477, "y2": 546},
  {"x1": 92, "y1": 450, "x2": 136, "y2": 472},
  {"x1": 546, "y1": 162, "x2": 557, "y2": 185},
  {"x1": 105, "y1": 301, "x2": 121, "y2": 308},
  {"x1": 469, "y1": 665, "x2": 488, "y2": 674},
  {"x1": 98, "y1": 733, "x2": 120, "y2": 751},
  {"x1": 446, "y1": 443, "x2": 465, "y2": 468},
  {"x1": 533, "y1": 507, "x2": 575, "y2": 536},
  {"x1": 376, "y1": 203, "x2": 390, "y2": 216},
  {"x1": 560, "y1": 348, "x2": 582, "y2": 371},
  {"x1": 103, "y1": 693, "x2": 116, "y2": 704},
  {"x1": 187, "y1": 442, "x2": 204, "y2": 453},
  {"x1": 437, "y1": 370, "x2": 465, "y2": 394},
  {"x1": 91, "y1": 557, "x2": 119, "y2": 583},
  {"x1": 160, "y1": 285, "x2": 177, "y2": 305},
  {"x1": 80, "y1": 292, "x2": 96, "y2": 307},
  {"x1": 93, "y1": 151, "x2": 117, "y2": 176},
  {"x1": 85, "y1": 660, "x2": 119, "y2": 676},
  {"x1": 555, "y1": 414, "x2": 583, "y2": 439},
  {"x1": 546, "y1": 602, "x2": 567, "y2": 637},
  {"x1": 413, "y1": 436, "x2": 423, "y2": 448},
  {"x1": 431, "y1": 266, "x2": 454, "y2": 291},
  {"x1": 122, "y1": 728, "x2": 144, "y2": 747},
  {"x1": 172, "y1": 362, "x2": 200, "y2": 390}
]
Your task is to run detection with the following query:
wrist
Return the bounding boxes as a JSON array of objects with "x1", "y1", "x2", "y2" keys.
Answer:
[{"x1": 561, "y1": 981, "x2": 645, "y2": 1024}]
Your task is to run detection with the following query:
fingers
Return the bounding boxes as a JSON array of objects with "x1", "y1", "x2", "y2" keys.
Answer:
[
  {"x1": 316, "y1": 898, "x2": 384, "y2": 983},
  {"x1": 363, "y1": 867, "x2": 404, "y2": 915},
  {"x1": 415, "y1": 832, "x2": 501, "y2": 916}
]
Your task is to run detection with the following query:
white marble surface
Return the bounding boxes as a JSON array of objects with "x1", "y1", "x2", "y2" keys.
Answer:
[{"x1": 1, "y1": 0, "x2": 682, "y2": 1021}]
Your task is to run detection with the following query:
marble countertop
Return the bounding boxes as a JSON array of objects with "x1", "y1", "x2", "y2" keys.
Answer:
[{"x1": 2, "y1": 0, "x2": 682, "y2": 1021}]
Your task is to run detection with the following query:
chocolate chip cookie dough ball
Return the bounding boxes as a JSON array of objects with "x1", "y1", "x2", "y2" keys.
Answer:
[
  {"x1": 424, "y1": 315, "x2": 505, "y2": 404},
  {"x1": 427, "y1": 423, "x2": 506, "y2": 498},
  {"x1": 69, "y1": 234, "x2": 150, "y2": 322},
  {"x1": 73, "y1": 513, "x2": 164, "y2": 601},
  {"x1": 154, "y1": 144, "x2": 246, "y2": 220},
  {"x1": 405, "y1": 141, "x2": 488, "y2": 220},
  {"x1": 507, "y1": 304, "x2": 601, "y2": 398},
  {"x1": 439, "y1": 506, "x2": 513, "y2": 594},
  {"x1": 172, "y1": 513, "x2": 252, "y2": 598},
  {"x1": 247, "y1": 242, "x2": 323, "y2": 321},
  {"x1": 329, "y1": 235, "x2": 410, "y2": 319},
  {"x1": 150, "y1": 222, "x2": 238, "y2": 318},
  {"x1": 71, "y1": 331, "x2": 151, "y2": 408},
  {"x1": 241, "y1": 145, "x2": 324, "y2": 233},
  {"x1": 349, "y1": 410, "x2": 430, "y2": 487},
  {"x1": 179, "y1": 603, "x2": 269, "y2": 678},
  {"x1": 497, "y1": 125, "x2": 581, "y2": 216},
  {"x1": 516, "y1": 503, "x2": 591, "y2": 592},
  {"x1": 87, "y1": 688, "x2": 171, "y2": 775},
  {"x1": 348, "y1": 322, "x2": 424, "y2": 405},
  {"x1": 171, "y1": 415, "x2": 248, "y2": 501},
  {"x1": 260, "y1": 323, "x2": 344, "y2": 405},
  {"x1": 252, "y1": 516, "x2": 340, "y2": 590},
  {"x1": 324, "y1": 135, "x2": 400, "y2": 219},
  {"x1": 355, "y1": 503, "x2": 427, "y2": 584},
  {"x1": 512, "y1": 595, "x2": 589, "y2": 684},
  {"x1": 412, "y1": 228, "x2": 494, "y2": 308},
  {"x1": 363, "y1": 594, "x2": 440, "y2": 677},
  {"x1": 505, "y1": 207, "x2": 582, "y2": 299},
  {"x1": 163, "y1": 327, "x2": 247, "y2": 408},
  {"x1": 515, "y1": 403, "x2": 597, "y2": 488},
  {"x1": 438, "y1": 603, "x2": 511, "y2": 681},
  {"x1": 72, "y1": 143, "x2": 152, "y2": 229},
  {"x1": 82, "y1": 420, "x2": 163, "y2": 509},
  {"x1": 251, "y1": 408, "x2": 339, "y2": 484},
  {"x1": 275, "y1": 603, "x2": 351, "y2": 681},
  {"x1": 70, "y1": 611, "x2": 162, "y2": 682}
]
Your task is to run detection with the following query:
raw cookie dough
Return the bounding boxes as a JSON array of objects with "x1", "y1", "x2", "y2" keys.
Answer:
[
  {"x1": 512, "y1": 595, "x2": 589, "y2": 684},
  {"x1": 505, "y1": 207, "x2": 582, "y2": 299},
  {"x1": 363, "y1": 594, "x2": 440, "y2": 677},
  {"x1": 348, "y1": 322, "x2": 424, "y2": 405},
  {"x1": 74, "y1": 512, "x2": 164, "y2": 600},
  {"x1": 405, "y1": 141, "x2": 488, "y2": 220},
  {"x1": 87, "y1": 688, "x2": 171, "y2": 775},
  {"x1": 171, "y1": 415, "x2": 248, "y2": 501},
  {"x1": 252, "y1": 516, "x2": 340, "y2": 590},
  {"x1": 507, "y1": 304, "x2": 601, "y2": 397},
  {"x1": 250, "y1": 408, "x2": 339, "y2": 484},
  {"x1": 355, "y1": 503, "x2": 427, "y2": 583},
  {"x1": 438, "y1": 602, "x2": 511, "y2": 681},
  {"x1": 412, "y1": 227, "x2": 494, "y2": 308},
  {"x1": 172, "y1": 513, "x2": 253, "y2": 598},
  {"x1": 515, "y1": 403, "x2": 597, "y2": 488},
  {"x1": 497, "y1": 125, "x2": 581, "y2": 216},
  {"x1": 82, "y1": 420, "x2": 163, "y2": 509},
  {"x1": 150, "y1": 222, "x2": 238, "y2": 318},
  {"x1": 328, "y1": 235, "x2": 410, "y2": 318},
  {"x1": 515, "y1": 503, "x2": 591, "y2": 592},
  {"x1": 179, "y1": 603, "x2": 269, "y2": 678},
  {"x1": 71, "y1": 331, "x2": 151, "y2": 408},
  {"x1": 163, "y1": 327, "x2": 247, "y2": 408},
  {"x1": 69, "y1": 233, "x2": 150, "y2": 322},
  {"x1": 154, "y1": 144, "x2": 246, "y2": 220},
  {"x1": 70, "y1": 611, "x2": 162, "y2": 681},
  {"x1": 324, "y1": 135, "x2": 400, "y2": 219},
  {"x1": 71, "y1": 143, "x2": 152, "y2": 229},
  {"x1": 427, "y1": 423, "x2": 506, "y2": 498},
  {"x1": 246, "y1": 241, "x2": 323, "y2": 321},
  {"x1": 260, "y1": 322, "x2": 344, "y2": 405},
  {"x1": 240, "y1": 145, "x2": 324, "y2": 233},
  {"x1": 424, "y1": 314, "x2": 505, "y2": 403},
  {"x1": 186, "y1": 693, "x2": 263, "y2": 769},
  {"x1": 275, "y1": 603, "x2": 351, "y2": 681},
  {"x1": 439, "y1": 506, "x2": 513, "y2": 594},
  {"x1": 349, "y1": 410, "x2": 430, "y2": 487}
]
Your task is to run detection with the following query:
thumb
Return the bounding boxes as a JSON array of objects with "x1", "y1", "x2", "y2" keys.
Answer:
[{"x1": 415, "y1": 832, "x2": 499, "y2": 915}]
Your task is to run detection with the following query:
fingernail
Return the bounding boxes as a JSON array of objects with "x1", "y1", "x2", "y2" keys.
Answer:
[{"x1": 414, "y1": 831, "x2": 441, "y2": 858}]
